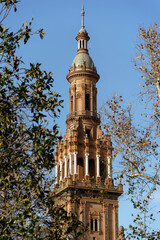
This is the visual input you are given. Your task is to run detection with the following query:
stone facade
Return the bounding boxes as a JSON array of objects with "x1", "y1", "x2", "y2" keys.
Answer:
[{"x1": 53, "y1": 6, "x2": 123, "y2": 240}]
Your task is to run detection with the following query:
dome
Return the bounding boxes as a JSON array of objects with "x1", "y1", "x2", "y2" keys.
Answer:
[
  {"x1": 78, "y1": 27, "x2": 87, "y2": 33},
  {"x1": 71, "y1": 52, "x2": 94, "y2": 69}
]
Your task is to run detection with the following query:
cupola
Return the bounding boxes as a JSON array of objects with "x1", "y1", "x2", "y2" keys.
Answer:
[
  {"x1": 76, "y1": 4, "x2": 90, "y2": 53},
  {"x1": 68, "y1": 4, "x2": 97, "y2": 74}
]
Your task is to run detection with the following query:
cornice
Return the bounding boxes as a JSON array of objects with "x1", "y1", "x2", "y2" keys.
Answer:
[{"x1": 66, "y1": 69, "x2": 100, "y2": 83}]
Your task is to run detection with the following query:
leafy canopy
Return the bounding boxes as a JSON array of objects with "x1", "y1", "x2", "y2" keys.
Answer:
[{"x1": 0, "y1": 1, "x2": 86, "y2": 239}]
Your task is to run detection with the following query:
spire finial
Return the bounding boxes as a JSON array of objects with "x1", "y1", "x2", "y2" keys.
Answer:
[{"x1": 81, "y1": 2, "x2": 85, "y2": 29}]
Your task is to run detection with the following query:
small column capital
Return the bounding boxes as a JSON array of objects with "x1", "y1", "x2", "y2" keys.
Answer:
[
  {"x1": 85, "y1": 152, "x2": 89, "y2": 157},
  {"x1": 96, "y1": 154, "x2": 100, "y2": 158},
  {"x1": 103, "y1": 203, "x2": 109, "y2": 212}
]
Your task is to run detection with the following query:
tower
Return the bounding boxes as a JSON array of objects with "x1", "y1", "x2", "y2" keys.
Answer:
[{"x1": 53, "y1": 5, "x2": 123, "y2": 240}]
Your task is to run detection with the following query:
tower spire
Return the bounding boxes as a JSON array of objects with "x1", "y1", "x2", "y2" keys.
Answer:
[
  {"x1": 81, "y1": 3, "x2": 85, "y2": 29},
  {"x1": 53, "y1": 6, "x2": 123, "y2": 239}
]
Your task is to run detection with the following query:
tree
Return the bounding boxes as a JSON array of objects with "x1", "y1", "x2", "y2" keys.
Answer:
[
  {"x1": 101, "y1": 24, "x2": 160, "y2": 239},
  {"x1": 0, "y1": 1, "x2": 86, "y2": 239},
  {"x1": 134, "y1": 24, "x2": 160, "y2": 101}
]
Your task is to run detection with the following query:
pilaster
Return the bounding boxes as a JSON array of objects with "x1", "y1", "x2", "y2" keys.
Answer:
[{"x1": 103, "y1": 203, "x2": 109, "y2": 240}]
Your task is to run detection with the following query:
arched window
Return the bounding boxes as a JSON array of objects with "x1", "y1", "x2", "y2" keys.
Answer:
[
  {"x1": 95, "y1": 219, "x2": 98, "y2": 231},
  {"x1": 89, "y1": 159, "x2": 95, "y2": 179},
  {"x1": 71, "y1": 96, "x2": 73, "y2": 112},
  {"x1": 85, "y1": 94, "x2": 90, "y2": 111},
  {"x1": 77, "y1": 158, "x2": 84, "y2": 181},
  {"x1": 86, "y1": 129, "x2": 90, "y2": 138},
  {"x1": 80, "y1": 40, "x2": 81, "y2": 48},
  {"x1": 100, "y1": 161, "x2": 106, "y2": 182},
  {"x1": 67, "y1": 159, "x2": 70, "y2": 176},
  {"x1": 90, "y1": 218, "x2": 99, "y2": 232},
  {"x1": 91, "y1": 219, "x2": 93, "y2": 231}
]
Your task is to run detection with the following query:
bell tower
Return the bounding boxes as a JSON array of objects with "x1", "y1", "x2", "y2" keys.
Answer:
[{"x1": 53, "y1": 5, "x2": 123, "y2": 240}]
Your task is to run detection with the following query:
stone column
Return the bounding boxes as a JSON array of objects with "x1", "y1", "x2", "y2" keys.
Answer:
[
  {"x1": 74, "y1": 152, "x2": 78, "y2": 174},
  {"x1": 98, "y1": 214, "x2": 100, "y2": 233},
  {"x1": 60, "y1": 159, "x2": 62, "y2": 182},
  {"x1": 64, "y1": 156, "x2": 67, "y2": 179},
  {"x1": 107, "y1": 156, "x2": 112, "y2": 179},
  {"x1": 69, "y1": 152, "x2": 72, "y2": 175},
  {"x1": 93, "y1": 219, "x2": 95, "y2": 231},
  {"x1": 85, "y1": 153, "x2": 89, "y2": 176},
  {"x1": 96, "y1": 154, "x2": 100, "y2": 177}
]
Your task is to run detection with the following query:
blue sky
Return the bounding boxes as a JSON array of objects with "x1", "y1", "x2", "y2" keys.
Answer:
[
  {"x1": 6, "y1": 0, "x2": 160, "y2": 131},
  {"x1": 5, "y1": 0, "x2": 160, "y2": 233}
]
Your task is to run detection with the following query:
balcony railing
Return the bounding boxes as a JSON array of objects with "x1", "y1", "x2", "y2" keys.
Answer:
[
  {"x1": 54, "y1": 180, "x2": 119, "y2": 193},
  {"x1": 66, "y1": 110, "x2": 100, "y2": 120}
]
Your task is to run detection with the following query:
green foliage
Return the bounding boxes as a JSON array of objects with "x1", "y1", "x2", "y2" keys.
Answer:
[
  {"x1": 0, "y1": 1, "x2": 86, "y2": 239},
  {"x1": 46, "y1": 206, "x2": 88, "y2": 240}
]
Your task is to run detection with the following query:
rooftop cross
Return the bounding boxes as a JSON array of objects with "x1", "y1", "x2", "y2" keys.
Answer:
[{"x1": 81, "y1": 3, "x2": 85, "y2": 29}]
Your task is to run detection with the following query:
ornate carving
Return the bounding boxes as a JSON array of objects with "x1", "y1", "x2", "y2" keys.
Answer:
[{"x1": 76, "y1": 92, "x2": 82, "y2": 98}]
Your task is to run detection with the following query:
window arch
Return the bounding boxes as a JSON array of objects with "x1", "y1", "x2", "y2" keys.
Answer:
[
  {"x1": 100, "y1": 161, "x2": 106, "y2": 182},
  {"x1": 67, "y1": 159, "x2": 70, "y2": 176},
  {"x1": 71, "y1": 96, "x2": 73, "y2": 112},
  {"x1": 95, "y1": 219, "x2": 98, "y2": 231},
  {"x1": 90, "y1": 218, "x2": 99, "y2": 232},
  {"x1": 77, "y1": 158, "x2": 84, "y2": 181},
  {"x1": 91, "y1": 218, "x2": 93, "y2": 231},
  {"x1": 89, "y1": 159, "x2": 95, "y2": 179},
  {"x1": 82, "y1": 40, "x2": 84, "y2": 48},
  {"x1": 85, "y1": 94, "x2": 90, "y2": 111}
]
